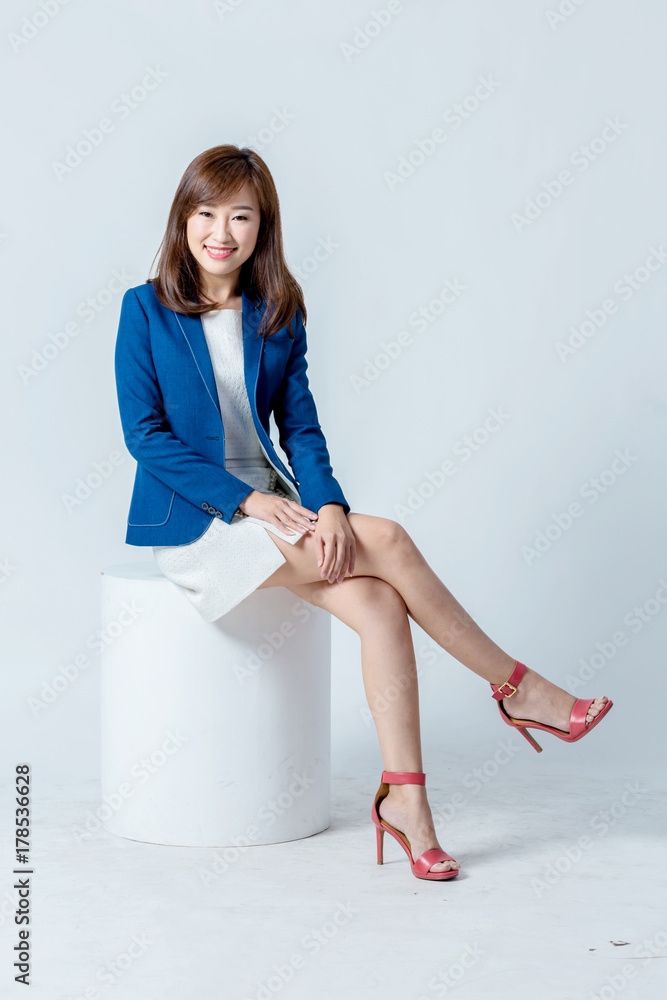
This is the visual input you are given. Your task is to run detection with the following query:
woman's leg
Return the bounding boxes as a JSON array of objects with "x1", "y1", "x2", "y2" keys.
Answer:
[
  {"x1": 282, "y1": 572, "x2": 459, "y2": 874},
  {"x1": 258, "y1": 513, "x2": 608, "y2": 730}
]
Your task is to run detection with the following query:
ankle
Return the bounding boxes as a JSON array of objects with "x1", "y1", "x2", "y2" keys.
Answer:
[
  {"x1": 385, "y1": 783, "x2": 428, "y2": 805},
  {"x1": 487, "y1": 655, "x2": 523, "y2": 687}
]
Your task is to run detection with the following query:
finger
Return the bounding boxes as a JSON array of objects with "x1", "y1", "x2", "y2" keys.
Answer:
[
  {"x1": 277, "y1": 513, "x2": 305, "y2": 535},
  {"x1": 348, "y1": 541, "x2": 356, "y2": 576},
  {"x1": 333, "y1": 544, "x2": 347, "y2": 583},
  {"x1": 275, "y1": 516, "x2": 299, "y2": 536},
  {"x1": 327, "y1": 540, "x2": 343, "y2": 583},
  {"x1": 271, "y1": 504, "x2": 299, "y2": 535},
  {"x1": 283, "y1": 509, "x2": 314, "y2": 534},
  {"x1": 266, "y1": 500, "x2": 307, "y2": 535},
  {"x1": 283, "y1": 504, "x2": 317, "y2": 532},
  {"x1": 337, "y1": 544, "x2": 352, "y2": 582},
  {"x1": 292, "y1": 502, "x2": 318, "y2": 521},
  {"x1": 286, "y1": 508, "x2": 314, "y2": 527},
  {"x1": 320, "y1": 539, "x2": 335, "y2": 580},
  {"x1": 326, "y1": 541, "x2": 342, "y2": 583}
]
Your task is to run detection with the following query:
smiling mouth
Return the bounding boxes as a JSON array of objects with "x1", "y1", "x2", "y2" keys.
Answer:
[{"x1": 205, "y1": 245, "x2": 237, "y2": 258}]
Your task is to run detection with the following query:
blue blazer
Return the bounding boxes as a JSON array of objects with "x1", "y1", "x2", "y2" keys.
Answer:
[{"x1": 114, "y1": 281, "x2": 350, "y2": 546}]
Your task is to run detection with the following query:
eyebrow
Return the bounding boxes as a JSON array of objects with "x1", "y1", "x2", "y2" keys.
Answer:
[{"x1": 200, "y1": 204, "x2": 255, "y2": 211}]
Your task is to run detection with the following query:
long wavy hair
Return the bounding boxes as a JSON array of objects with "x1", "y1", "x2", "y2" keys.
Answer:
[{"x1": 148, "y1": 145, "x2": 306, "y2": 339}]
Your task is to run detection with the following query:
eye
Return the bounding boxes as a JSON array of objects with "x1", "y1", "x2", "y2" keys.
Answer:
[{"x1": 198, "y1": 211, "x2": 248, "y2": 220}]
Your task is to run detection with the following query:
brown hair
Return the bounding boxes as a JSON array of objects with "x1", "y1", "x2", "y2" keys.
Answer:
[{"x1": 147, "y1": 145, "x2": 306, "y2": 339}]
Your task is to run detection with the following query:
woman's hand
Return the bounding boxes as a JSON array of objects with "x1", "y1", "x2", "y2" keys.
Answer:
[
  {"x1": 239, "y1": 491, "x2": 319, "y2": 537},
  {"x1": 313, "y1": 503, "x2": 356, "y2": 583}
]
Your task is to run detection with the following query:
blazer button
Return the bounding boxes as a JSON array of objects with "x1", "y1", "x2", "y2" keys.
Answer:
[
  {"x1": 202, "y1": 502, "x2": 209, "y2": 510},
  {"x1": 215, "y1": 511, "x2": 223, "y2": 518}
]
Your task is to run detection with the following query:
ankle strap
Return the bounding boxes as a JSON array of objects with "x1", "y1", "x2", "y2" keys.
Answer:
[
  {"x1": 381, "y1": 771, "x2": 426, "y2": 785},
  {"x1": 490, "y1": 660, "x2": 526, "y2": 700}
]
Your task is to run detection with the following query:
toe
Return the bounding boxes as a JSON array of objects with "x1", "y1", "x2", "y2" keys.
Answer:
[
  {"x1": 429, "y1": 860, "x2": 459, "y2": 873},
  {"x1": 586, "y1": 696, "x2": 609, "y2": 724}
]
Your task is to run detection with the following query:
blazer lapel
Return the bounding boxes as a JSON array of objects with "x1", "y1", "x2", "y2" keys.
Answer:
[
  {"x1": 172, "y1": 289, "x2": 263, "y2": 420},
  {"x1": 240, "y1": 288, "x2": 264, "y2": 417}
]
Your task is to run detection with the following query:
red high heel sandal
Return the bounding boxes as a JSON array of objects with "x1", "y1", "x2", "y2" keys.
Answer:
[
  {"x1": 491, "y1": 660, "x2": 613, "y2": 753},
  {"x1": 371, "y1": 771, "x2": 460, "y2": 881}
]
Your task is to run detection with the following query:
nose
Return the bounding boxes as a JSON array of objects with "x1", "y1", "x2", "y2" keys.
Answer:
[{"x1": 211, "y1": 219, "x2": 232, "y2": 242}]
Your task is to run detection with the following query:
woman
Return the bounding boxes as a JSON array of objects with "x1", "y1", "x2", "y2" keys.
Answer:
[{"x1": 114, "y1": 144, "x2": 612, "y2": 882}]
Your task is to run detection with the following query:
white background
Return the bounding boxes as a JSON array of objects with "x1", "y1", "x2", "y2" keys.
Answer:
[{"x1": 2, "y1": 0, "x2": 665, "y2": 789}]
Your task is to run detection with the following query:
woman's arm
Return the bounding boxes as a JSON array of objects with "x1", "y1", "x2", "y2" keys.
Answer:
[
  {"x1": 114, "y1": 288, "x2": 255, "y2": 524},
  {"x1": 272, "y1": 308, "x2": 355, "y2": 583},
  {"x1": 272, "y1": 309, "x2": 350, "y2": 517}
]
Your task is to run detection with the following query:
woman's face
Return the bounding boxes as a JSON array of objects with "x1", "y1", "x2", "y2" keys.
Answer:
[{"x1": 186, "y1": 181, "x2": 261, "y2": 287}]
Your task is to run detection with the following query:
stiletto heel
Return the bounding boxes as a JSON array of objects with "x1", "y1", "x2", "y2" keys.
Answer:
[
  {"x1": 490, "y1": 660, "x2": 613, "y2": 751},
  {"x1": 516, "y1": 726, "x2": 543, "y2": 753},
  {"x1": 376, "y1": 825, "x2": 384, "y2": 865},
  {"x1": 370, "y1": 771, "x2": 460, "y2": 881}
]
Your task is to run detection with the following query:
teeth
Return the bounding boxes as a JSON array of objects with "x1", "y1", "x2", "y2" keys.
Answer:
[{"x1": 206, "y1": 246, "x2": 235, "y2": 255}]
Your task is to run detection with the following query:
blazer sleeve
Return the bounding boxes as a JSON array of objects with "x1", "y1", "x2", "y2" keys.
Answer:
[
  {"x1": 272, "y1": 309, "x2": 350, "y2": 516},
  {"x1": 114, "y1": 287, "x2": 255, "y2": 524}
]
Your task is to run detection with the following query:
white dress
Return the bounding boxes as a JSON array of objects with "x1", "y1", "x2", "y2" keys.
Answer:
[{"x1": 152, "y1": 308, "x2": 307, "y2": 622}]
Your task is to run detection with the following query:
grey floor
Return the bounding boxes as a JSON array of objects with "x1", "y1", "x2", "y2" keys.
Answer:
[{"x1": 3, "y1": 753, "x2": 665, "y2": 1000}]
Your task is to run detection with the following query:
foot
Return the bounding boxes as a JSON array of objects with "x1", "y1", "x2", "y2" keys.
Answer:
[
  {"x1": 378, "y1": 784, "x2": 459, "y2": 875},
  {"x1": 500, "y1": 664, "x2": 609, "y2": 733}
]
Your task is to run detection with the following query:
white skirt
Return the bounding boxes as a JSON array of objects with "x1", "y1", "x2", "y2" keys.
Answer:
[{"x1": 152, "y1": 465, "x2": 306, "y2": 622}]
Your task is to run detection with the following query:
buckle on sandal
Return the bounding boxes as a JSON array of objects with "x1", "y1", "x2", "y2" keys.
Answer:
[{"x1": 497, "y1": 681, "x2": 518, "y2": 698}]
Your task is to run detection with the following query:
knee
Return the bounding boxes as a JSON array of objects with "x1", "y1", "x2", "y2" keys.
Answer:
[
  {"x1": 374, "y1": 516, "x2": 411, "y2": 550},
  {"x1": 356, "y1": 576, "x2": 407, "y2": 617}
]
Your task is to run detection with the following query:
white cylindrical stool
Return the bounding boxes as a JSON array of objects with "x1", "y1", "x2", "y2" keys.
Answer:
[{"x1": 99, "y1": 561, "x2": 331, "y2": 847}]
